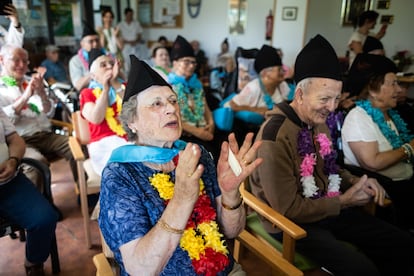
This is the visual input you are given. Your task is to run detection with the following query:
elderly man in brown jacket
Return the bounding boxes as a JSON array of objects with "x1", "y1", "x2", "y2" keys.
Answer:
[{"x1": 250, "y1": 34, "x2": 414, "y2": 275}]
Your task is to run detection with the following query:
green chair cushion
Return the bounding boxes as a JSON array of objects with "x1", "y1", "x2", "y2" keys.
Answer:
[{"x1": 246, "y1": 212, "x2": 317, "y2": 271}]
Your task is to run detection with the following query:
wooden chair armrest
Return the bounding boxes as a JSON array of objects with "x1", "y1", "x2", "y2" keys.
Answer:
[
  {"x1": 93, "y1": 253, "x2": 114, "y2": 276},
  {"x1": 237, "y1": 230, "x2": 303, "y2": 276},
  {"x1": 68, "y1": 136, "x2": 86, "y2": 161},
  {"x1": 240, "y1": 182, "x2": 306, "y2": 239},
  {"x1": 50, "y1": 119, "x2": 73, "y2": 135}
]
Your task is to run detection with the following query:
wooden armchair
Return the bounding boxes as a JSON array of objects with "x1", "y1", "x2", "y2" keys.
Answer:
[
  {"x1": 68, "y1": 111, "x2": 101, "y2": 248},
  {"x1": 234, "y1": 181, "x2": 316, "y2": 276}
]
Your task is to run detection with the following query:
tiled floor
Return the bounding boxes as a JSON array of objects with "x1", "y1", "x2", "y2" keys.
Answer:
[{"x1": 0, "y1": 159, "x2": 273, "y2": 276}]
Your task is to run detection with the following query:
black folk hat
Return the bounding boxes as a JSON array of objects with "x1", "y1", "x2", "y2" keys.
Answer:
[
  {"x1": 294, "y1": 34, "x2": 341, "y2": 84},
  {"x1": 82, "y1": 21, "x2": 98, "y2": 39},
  {"x1": 170, "y1": 35, "x2": 195, "y2": 61},
  {"x1": 363, "y1": 36, "x2": 384, "y2": 53},
  {"x1": 88, "y1": 48, "x2": 105, "y2": 69},
  {"x1": 254, "y1": 44, "x2": 282, "y2": 74},
  {"x1": 346, "y1": 53, "x2": 397, "y2": 97},
  {"x1": 123, "y1": 55, "x2": 172, "y2": 103}
]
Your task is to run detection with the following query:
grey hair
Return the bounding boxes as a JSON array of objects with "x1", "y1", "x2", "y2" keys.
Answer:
[
  {"x1": 119, "y1": 96, "x2": 138, "y2": 141},
  {"x1": 296, "y1": 78, "x2": 313, "y2": 93},
  {"x1": 0, "y1": 44, "x2": 28, "y2": 59}
]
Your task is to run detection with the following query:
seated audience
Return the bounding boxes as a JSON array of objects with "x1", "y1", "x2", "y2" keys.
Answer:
[
  {"x1": 69, "y1": 24, "x2": 102, "y2": 92},
  {"x1": 79, "y1": 49, "x2": 128, "y2": 175},
  {"x1": 0, "y1": 107, "x2": 58, "y2": 276},
  {"x1": 275, "y1": 48, "x2": 294, "y2": 80},
  {"x1": 0, "y1": 44, "x2": 77, "y2": 183},
  {"x1": 190, "y1": 39, "x2": 208, "y2": 77},
  {"x1": 40, "y1": 44, "x2": 69, "y2": 85},
  {"x1": 168, "y1": 35, "x2": 222, "y2": 162},
  {"x1": 99, "y1": 55, "x2": 262, "y2": 275},
  {"x1": 225, "y1": 45, "x2": 290, "y2": 141},
  {"x1": 251, "y1": 34, "x2": 414, "y2": 275},
  {"x1": 0, "y1": 3, "x2": 24, "y2": 48},
  {"x1": 342, "y1": 53, "x2": 414, "y2": 230},
  {"x1": 157, "y1": 35, "x2": 172, "y2": 54},
  {"x1": 226, "y1": 44, "x2": 289, "y2": 115},
  {"x1": 150, "y1": 44, "x2": 171, "y2": 81}
]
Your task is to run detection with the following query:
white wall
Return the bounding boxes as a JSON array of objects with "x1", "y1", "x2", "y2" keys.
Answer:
[
  {"x1": 142, "y1": 0, "x2": 275, "y2": 65},
  {"x1": 305, "y1": 0, "x2": 414, "y2": 72},
  {"x1": 141, "y1": 0, "x2": 413, "y2": 73},
  {"x1": 138, "y1": 0, "x2": 322, "y2": 69}
]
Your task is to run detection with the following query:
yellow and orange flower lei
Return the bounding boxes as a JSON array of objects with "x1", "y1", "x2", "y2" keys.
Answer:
[
  {"x1": 92, "y1": 87, "x2": 126, "y2": 136},
  {"x1": 149, "y1": 173, "x2": 229, "y2": 275}
]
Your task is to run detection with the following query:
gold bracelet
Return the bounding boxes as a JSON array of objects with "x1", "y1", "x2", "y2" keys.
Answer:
[
  {"x1": 221, "y1": 197, "x2": 243, "y2": 210},
  {"x1": 158, "y1": 219, "x2": 184, "y2": 234}
]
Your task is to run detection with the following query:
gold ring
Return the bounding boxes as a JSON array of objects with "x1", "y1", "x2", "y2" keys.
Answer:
[
  {"x1": 187, "y1": 173, "x2": 192, "y2": 177},
  {"x1": 243, "y1": 159, "x2": 248, "y2": 165}
]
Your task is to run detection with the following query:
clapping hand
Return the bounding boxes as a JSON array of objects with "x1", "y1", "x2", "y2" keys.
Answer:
[{"x1": 217, "y1": 133, "x2": 262, "y2": 194}]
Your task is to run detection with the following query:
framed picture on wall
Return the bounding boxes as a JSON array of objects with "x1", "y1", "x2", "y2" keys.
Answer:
[
  {"x1": 341, "y1": 0, "x2": 372, "y2": 26},
  {"x1": 282, "y1": 7, "x2": 297, "y2": 21}
]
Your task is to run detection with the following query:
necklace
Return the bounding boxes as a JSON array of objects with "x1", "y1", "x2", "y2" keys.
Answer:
[
  {"x1": 356, "y1": 100, "x2": 414, "y2": 148},
  {"x1": 91, "y1": 87, "x2": 126, "y2": 137},
  {"x1": 149, "y1": 173, "x2": 229, "y2": 275},
  {"x1": 298, "y1": 128, "x2": 341, "y2": 198},
  {"x1": 168, "y1": 73, "x2": 205, "y2": 126}
]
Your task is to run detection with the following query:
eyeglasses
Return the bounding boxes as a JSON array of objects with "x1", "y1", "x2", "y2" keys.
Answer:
[
  {"x1": 99, "y1": 60, "x2": 115, "y2": 68},
  {"x1": 179, "y1": 59, "x2": 197, "y2": 66},
  {"x1": 8, "y1": 57, "x2": 29, "y2": 65},
  {"x1": 383, "y1": 79, "x2": 399, "y2": 87},
  {"x1": 85, "y1": 38, "x2": 99, "y2": 44},
  {"x1": 145, "y1": 97, "x2": 179, "y2": 111}
]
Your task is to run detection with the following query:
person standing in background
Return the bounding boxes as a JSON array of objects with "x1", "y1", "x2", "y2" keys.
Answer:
[
  {"x1": 0, "y1": 3, "x2": 24, "y2": 48},
  {"x1": 97, "y1": 9, "x2": 123, "y2": 69},
  {"x1": 347, "y1": 10, "x2": 387, "y2": 67},
  {"x1": 117, "y1": 7, "x2": 143, "y2": 76}
]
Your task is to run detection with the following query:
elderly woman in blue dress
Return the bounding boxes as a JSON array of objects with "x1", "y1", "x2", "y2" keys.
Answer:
[{"x1": 98, "y1": 55, "x2": 262, "y2": 275}]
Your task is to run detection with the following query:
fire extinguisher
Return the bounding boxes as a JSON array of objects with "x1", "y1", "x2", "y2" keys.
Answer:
[{"x1": 266, "y1": 9, "x2": 273, "y2": 40}]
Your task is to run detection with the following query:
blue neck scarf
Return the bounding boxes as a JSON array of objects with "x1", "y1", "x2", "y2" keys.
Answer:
[
  {"x1": 88, "y1": 79, "x2": 117, "y2": 106},
  {"x1": 108, "y1": 140, "x2": 187, "y2": 164},
  {"x1": 259, "y1": 78, "x2": 274, "y2": 110},
  {"x1": 168, "y1": 73, "x2": 202, "y2": 94}
]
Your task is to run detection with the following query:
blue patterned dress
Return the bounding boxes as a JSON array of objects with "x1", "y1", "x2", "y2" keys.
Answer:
[{"x1": 99, "y1": 146, "x2": 234, "y2": 275}]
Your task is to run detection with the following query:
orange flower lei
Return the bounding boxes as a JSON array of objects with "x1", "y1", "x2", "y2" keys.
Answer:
[
  {"x1": 149, "y1": 173, "x2": 230, "y2": 275},
  {"x1": 92, "y1": 87, "x2": 126, "y2": 136}
]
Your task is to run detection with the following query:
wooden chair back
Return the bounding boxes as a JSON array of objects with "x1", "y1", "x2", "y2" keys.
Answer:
[{"x1": 72, "y1": 111, "x2": 90, "y2": 145}]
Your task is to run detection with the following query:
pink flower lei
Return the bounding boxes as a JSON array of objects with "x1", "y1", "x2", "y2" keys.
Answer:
[{"x1": 298, "y1": 128, "x2": 341, "y2": 198}]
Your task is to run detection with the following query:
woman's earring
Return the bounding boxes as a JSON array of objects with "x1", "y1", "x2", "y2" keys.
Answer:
[{"x1": 131, "y1": 128, "x2": 136, "y2": 133}]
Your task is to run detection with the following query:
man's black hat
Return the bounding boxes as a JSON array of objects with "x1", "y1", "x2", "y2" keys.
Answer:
[{"x1": 294, "y1": 34, "x2": 341, "y2": 83}]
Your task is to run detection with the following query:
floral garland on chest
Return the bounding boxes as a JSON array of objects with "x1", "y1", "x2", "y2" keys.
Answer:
[
  {"x1": 91, "y1": 86, "x2": 126, "y2": 137},
  {"x1": 298, "y1": 128, "x2": 341, "y2": 198},
  {"x1": 149, "y1": 172, "x2": 229, "y2": 275},
  {"x1": 168, "y1": 73, "x2": 205, "y2": 125},
  {"x1": 1, "y1": 76, "x2": 41, "y2": 115},
  {"x1": 356, "y1": 100, "x2": 414, "y2": 148}
]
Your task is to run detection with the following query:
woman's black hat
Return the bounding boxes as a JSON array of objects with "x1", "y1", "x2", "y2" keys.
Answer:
[{"x1": 123, "y1": 55, "x2": 171, "y2": 103}]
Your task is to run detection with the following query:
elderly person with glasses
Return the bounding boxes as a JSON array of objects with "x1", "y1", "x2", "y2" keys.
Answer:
[{"x1": 167, "y1": 35, "x2": 222, "y2": 162}]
